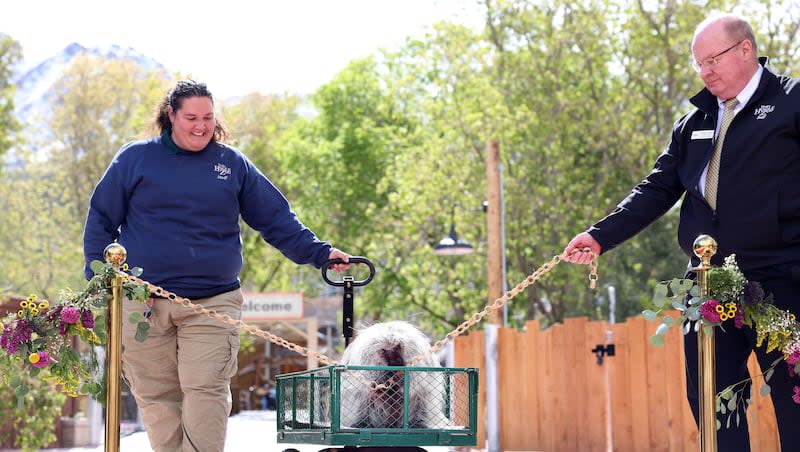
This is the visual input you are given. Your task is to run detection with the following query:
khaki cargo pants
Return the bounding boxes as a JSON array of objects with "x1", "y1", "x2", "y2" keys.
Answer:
[{"x1": 122, "y1": 289, "x2": 243, "y2": 452}]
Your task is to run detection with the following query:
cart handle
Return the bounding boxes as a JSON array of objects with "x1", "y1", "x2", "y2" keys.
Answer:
[{"x1": 321, "y1": 256, "x2": 375, "y2": 287}]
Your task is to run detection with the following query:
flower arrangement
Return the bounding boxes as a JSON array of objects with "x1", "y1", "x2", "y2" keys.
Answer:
[
  {"x1": 0, "y1": 260, "x2": 149, "y2": 403},
  {"x1": 645, "y1": 254, "x2": 800, "y2": 428}
]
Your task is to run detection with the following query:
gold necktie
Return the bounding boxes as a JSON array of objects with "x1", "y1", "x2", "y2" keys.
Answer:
[{"x1": 705, "y1": 98, "x2": 739, "y2": 211}]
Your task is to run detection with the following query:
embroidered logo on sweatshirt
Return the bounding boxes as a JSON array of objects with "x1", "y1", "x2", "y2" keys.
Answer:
[
  {"x1": 214, "y1": 163, "x2": 231, "y2": 180},
  {"x1": 753, "y1": 104, "x2": 774, "y2": 120}
]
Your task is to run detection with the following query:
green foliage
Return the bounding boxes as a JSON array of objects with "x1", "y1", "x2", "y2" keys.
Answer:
[
  {"x1": 47, "y1": 54, "x2": 171, "y2": 218},
  {"x1": 0, "y1": 354, "x2": 66, "y2": 451},
  {"x1": 1, "y1": 262, "x2": 149, "y2": 404},
  {"x1": 645, "y1": 255, "x2": 800, "y2": 428},
  {"x1": 0, "y1": 33, "x2": 22, "y2": 160}
]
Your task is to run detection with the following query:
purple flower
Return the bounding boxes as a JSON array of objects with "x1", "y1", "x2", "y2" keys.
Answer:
[
  {"x1": 734, "y1": 308, "x2": 745, "y2": 329},
  {"x1": 700, "y1": 300, "x2": 722, "y2": 323},
  {"x1": 743, "y1": 281, "x2": 765, "y2": 305},
  {"x1": 1, "y1": 319, "x2": 33, "y2": 354},
  {"x1": 29, "y1": 351, "x2": 51, "y2": 368},
  {"x1": 61, "y1": 306, "x2": 81, "y2": 324},
  {"x1": 788, "y1": 350, "x2": 800, "y2": 366},
  {"x1": 793, "y1": 386, "x2": 800, "y2": 405},
  {"x1": 81, "y1": 309, "x2": 95, "y2": 329}
]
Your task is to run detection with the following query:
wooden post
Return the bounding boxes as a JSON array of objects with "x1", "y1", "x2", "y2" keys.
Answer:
[{"x1": 486, "y1": 139, "x2": 503, "y2": 325}]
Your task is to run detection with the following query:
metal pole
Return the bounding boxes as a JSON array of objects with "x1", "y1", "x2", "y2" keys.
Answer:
[
  {"x1": 103, "y1": 243, "x2": 126, "y2": 452},
  {"x1": 692, "y1": 235, "x2": 718, "y2": 452}
]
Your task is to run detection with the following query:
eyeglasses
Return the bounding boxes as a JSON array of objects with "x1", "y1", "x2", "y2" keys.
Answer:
[{"x1": 691, "y1": 40, "x2": 743, "y2": 72}]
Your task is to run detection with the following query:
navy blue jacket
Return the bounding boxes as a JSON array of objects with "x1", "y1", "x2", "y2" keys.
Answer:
[
  {"x1": 83, "y1": 135, "x2": 332, "y2": 298},
  {"x1": 589, "y1": 58, "x2": 800, "y2": 274}
]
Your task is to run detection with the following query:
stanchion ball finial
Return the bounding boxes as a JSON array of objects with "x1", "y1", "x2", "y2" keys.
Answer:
[
  {"x1": 104, "y1": 243, "x2": 127, "y2": 268},
  {"x1": 693, "y1": 235, "x2": 717, "y2": 260}
]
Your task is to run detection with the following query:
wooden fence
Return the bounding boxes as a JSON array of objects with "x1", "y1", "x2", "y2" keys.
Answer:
[{"x1": 453, "y1": 313, "x2": 780, "y2": 451}]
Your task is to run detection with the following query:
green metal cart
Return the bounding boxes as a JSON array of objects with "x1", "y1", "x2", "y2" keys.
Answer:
[
  {"x1": 276, "y1": 364, "x2": 479, "y2": 450},
  {"x1": 276, "y1": 258, "x2": 479, "y2": 452}
]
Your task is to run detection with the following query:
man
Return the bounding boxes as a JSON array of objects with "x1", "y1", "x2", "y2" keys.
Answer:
[{"x1": 564, "y1": 14, "x2": 800, "y2": 450}]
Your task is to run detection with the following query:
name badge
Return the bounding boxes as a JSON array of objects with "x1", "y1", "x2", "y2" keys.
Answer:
[{"x1": 691, "y1": 130, "x2": 714, "y2": 140}]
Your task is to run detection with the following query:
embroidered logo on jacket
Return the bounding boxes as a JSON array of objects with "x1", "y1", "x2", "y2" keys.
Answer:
[
  {"x1": 753, "y1": 104, "x2": 774, "y2": 120},
  {"x1": 214, "y1": 163, "x2": 231, "y2": 180}
]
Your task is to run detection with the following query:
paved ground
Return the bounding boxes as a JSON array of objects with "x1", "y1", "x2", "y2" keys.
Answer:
[{"x1": 2, "y1": 410, "x2": 463, "y2": 452}]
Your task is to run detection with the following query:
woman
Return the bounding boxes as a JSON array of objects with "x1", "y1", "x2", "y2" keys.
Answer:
[{"x1": 83, "y1": 79, "x2": 350, "y2": 451}]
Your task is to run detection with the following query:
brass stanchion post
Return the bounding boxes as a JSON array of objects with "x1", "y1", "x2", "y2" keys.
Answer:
[
  {"x1": 692, "y1": 235, "x2": 717, "y2": 451},
  {"x1": 103, "y1": 243, "x2": 126, "y2": 452}
]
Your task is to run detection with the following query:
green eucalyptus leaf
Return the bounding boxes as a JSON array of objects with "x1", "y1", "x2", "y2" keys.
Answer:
[
  {"x1": 16, "y1": 384, "x2": 29, "y2": 398},
  {"x1": 719, "y1": 387, "x2": 733, "y2": 400},
  {"x1": 90, "y1": 260, "x2": 106, "y2": 274},
  {"x1": 129, "y1": 312, "x2": 143, "y2": 323},
  {"x1": 655, "y1": 323, "x2": 670, "y2": 336},
  {"x1": 130, "y1": 266, "x2": 144, "y2": 277},
  {"x1": 649, "y1": 335, "x2": 665, "y2": 346},
  {"x1": 727, "y1": 393, "x2": 737, "y2": 411},
  {"x1": 135, "y1": 322, "x2": 150, "y2": 342},
  {"x1": 677, "y1": 279, "x2": 695, "y2": 292},
  {"x1": 760, "y1": 384, "x2": 771, "y2": 396},
  {"x1": 642, "y1": 310, "x2": 658, "y2": 321},
  {"x1": 671, "y1": 300, "x2": 687, "y2": 311},
  {"x1": 764, "y1": 368, "x2": 774, "y2": 382},
  {"x1": 652, "y1": 284, "x2": 669, "y2": 308},
  {"x1": 663, "y1": 316, "x2": 675, "y2": 327}
]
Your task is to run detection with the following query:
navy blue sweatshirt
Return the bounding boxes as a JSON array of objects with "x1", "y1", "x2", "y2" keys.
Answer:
[{"x1": 83, "y1": 134, "x2": 332, "y2": 298}]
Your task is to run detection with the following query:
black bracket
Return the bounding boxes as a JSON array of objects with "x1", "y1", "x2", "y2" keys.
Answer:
[{"x1": 591, "y1": 343, "x2": 615, "y2": 365}]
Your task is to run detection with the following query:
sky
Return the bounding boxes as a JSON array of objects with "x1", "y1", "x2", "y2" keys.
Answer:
[{"x1": 2, "y1": 0, "x2": 483, "y2": 99}]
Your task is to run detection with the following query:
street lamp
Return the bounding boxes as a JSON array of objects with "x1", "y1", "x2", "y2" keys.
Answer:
[
  {"x1": 433, "y1": 223, "x2": 474, "y2": 256},
  {"x1": 434, "y1": 205, "x2": 474, "y2": 256}
]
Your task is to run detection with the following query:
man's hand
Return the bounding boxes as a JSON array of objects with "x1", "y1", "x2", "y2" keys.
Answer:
[{"x1": 563, "y1": 232, "x2": 602, "y2": 265}]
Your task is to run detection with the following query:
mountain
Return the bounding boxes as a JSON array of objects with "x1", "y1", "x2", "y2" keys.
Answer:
[
  {"x1": 4, "y1": 43, "x2": 169, "y2": 167},
  {"x1": 12, "y1": 42, "x2": 168, "y2": 124}
]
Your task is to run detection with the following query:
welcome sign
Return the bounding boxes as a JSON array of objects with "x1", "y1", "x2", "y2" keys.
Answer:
[{"x1": 241, "y1": 292, "x2": 304, "y2": 321}]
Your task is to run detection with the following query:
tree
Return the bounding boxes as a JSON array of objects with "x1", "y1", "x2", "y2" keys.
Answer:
[
  {"x1": 48, "y1": 54, "x2": 170, "y2": 219},
  {"x1": 0, "y1": 33, "x2": 22, "y2": 162},
  {"x1": 0, "y1": 54, "x2": 170, "y2": 299},
  {"x1": 220, "y1": 92, "x2": 303, "y2": 291}
]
